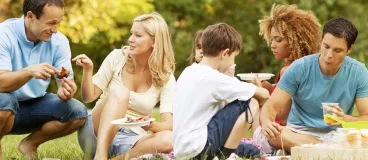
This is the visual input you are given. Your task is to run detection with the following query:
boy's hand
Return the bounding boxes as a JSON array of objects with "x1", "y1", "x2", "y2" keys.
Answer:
[{"x1": 246, "y1": 74, "x2": 262, "y2": 87}]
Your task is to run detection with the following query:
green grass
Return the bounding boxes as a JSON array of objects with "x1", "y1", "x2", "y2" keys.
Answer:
[
  {"x1": 1, "y1": 107, "x2": 360, "y2": 159},
  {"x1": 1, "y1": 109, "x2": 162, "y2": 160},
  {"x1": 2, "y1": 133, "x2": 85, "y2": 160}
]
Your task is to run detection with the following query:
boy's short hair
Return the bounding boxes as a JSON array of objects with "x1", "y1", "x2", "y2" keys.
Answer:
[
  {"x1": 202, "y1": 23, "x2": 243, "y2": 57},
  {"x1": 323, "y1": 17, "x2": 358, "y2": 49}
]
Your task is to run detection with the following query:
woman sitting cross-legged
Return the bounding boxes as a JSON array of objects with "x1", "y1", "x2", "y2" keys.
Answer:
[{"x1": 73, "y1": 12, "x2": 176, "y2": 160}]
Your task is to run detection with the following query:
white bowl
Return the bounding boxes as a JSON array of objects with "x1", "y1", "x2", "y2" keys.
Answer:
[{"x1": 237, "y1": 73, "x2": 275, "y2": 81}]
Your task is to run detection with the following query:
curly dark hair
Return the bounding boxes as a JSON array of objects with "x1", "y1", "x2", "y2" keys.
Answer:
[{"x1": 259, "y1": 4, "x2": 321, "y2": 63}]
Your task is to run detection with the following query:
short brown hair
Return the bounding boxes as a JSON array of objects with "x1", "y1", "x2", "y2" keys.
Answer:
[
  {"x1": 323, "y1": 17, "x2": 358, "y2": 49},
  {"x1": 202, "y1": 23, "x2": 243, "y2": 57},
  {"x1": 259, "y1": 4, "x2": 321, "y2": 63}
]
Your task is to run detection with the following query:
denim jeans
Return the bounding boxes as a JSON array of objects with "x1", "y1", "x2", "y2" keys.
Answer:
[
  {"x1": 0, "y1": 92, "x2": 88, "y2": 134},
  {"x1": 78, "y1": 114, "x2": 144, "y2": 158},
  {"x1": 195, "y1": 99, "x2": 252, "y2": 160}
]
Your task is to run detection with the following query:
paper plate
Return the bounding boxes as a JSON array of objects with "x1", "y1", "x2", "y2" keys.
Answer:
[
  {"x1": 325, "y1": 114, "x2": 368, "y2": 129},
  {"x1": 237, "y1": 73, "x2": 275, "y2": 81},
  {"x1": 264, "y1": 156, "x2": 291, "y2": 160},
  {"x1": 111, "y1": 118, "x2": 155, "y2": 127}
]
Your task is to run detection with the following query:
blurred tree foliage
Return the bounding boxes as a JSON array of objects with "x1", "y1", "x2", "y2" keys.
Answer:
[{"x1": 1, "y1": 0, "x2": 367, "y2": 108}]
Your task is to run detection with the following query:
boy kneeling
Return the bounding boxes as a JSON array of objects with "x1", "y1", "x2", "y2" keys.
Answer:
[{"x1": 173, "y1": 23, "x2": 269, "y2": 159}]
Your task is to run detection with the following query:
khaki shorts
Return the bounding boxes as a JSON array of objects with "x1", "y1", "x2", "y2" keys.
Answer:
[{"x1": 286, "y1": 123, "x2": 333, "y2": 140}]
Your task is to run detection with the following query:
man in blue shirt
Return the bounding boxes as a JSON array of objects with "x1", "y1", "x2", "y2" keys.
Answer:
[
  {"x1": 0, "y1": 0, "x2": 87, "y2": 158},
  {"x1": 260, "y1": 17, "x2": 368, "y2": 153}
]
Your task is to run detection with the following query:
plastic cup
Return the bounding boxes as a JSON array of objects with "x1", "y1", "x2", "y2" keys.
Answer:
[{"x1": 322, "y1": 103, "x2": 339, "y2": 124}]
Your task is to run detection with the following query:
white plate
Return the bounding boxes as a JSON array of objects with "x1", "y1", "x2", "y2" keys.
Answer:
[
  {"x1": 111, "y1": 118, "x2": 155, "y2": 127},
  {"x1": 237, "y1": 73, "x2": 275, "y2": 81},
  {"x1": 264, "y1": 156, "x2": 291, "y2": 160}
]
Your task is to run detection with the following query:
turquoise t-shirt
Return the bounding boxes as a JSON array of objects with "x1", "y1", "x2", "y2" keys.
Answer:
[{"x1": 278, "y1": 54, "x2": 368, "y2": 129}]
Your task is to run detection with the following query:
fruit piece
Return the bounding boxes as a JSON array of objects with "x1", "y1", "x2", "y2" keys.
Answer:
[{"x1": 324, "y1": 115, "x2": 337, "y2": 124}]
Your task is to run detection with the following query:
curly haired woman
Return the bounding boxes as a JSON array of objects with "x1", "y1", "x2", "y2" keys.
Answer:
[{"x1": 253, "y1": 4, "x2": 321, "y2": 155}]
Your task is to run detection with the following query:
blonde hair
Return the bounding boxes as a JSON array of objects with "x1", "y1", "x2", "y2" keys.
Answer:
[
  {"x1": 259, "y1": 4, "x2": 321, "y2": 63},
  {"x1": 125, "y1": 12, "x2": 175, "y2": 87}
]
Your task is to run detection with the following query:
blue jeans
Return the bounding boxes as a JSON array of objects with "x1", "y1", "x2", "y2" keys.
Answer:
[
  {"x1": 78, "y1": 114, "x2": 144, "y2": 158},
  {"x1": 0, "y1": 92, "x2": 88, "y2": 134},
  {"x1": 195, "y1": 100, "x2": 252, "y2": 160}
]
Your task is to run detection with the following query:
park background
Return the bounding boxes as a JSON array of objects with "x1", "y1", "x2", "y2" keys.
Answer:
[{"x1": 0, "y1": 0, "x2": 366, "y2": 159}]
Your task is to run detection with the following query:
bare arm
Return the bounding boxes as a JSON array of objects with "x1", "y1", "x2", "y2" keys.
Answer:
[
  {"x1": 80, "y1": 68, "x2": 102, "y2": 103},
  {"x1": 261, "y1": 81, "x2": 274, "y2": 94},
  {"x1": 72, "y1": 54, "x2": 102, "y2": 103},
  {"x1": 354, "y1": 97, "x2": 368, "y2": 121},
  {"x1": 0, "y1": 69, "x2": 32, "y2": 92},
  {"x1": 0, "y1": 63, "x2": 57, "y2": 92},
  {"x1": 332, "y1": 97, "x2": 368, "y2": 122},
  {"x1": 252, "y1": 86, "x2": 270, "y2": 105},
  {"x1": 149, "y1": 113, "x2": 173, "y2": 133},
  {"x1": 260, "y1": 87, "x2": 292, "y2": 139}
]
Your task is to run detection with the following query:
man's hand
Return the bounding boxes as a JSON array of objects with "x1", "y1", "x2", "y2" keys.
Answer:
[
  {"x1": 25, "y1": 63, "x2": 58, "y2": 80},
  {"x1": 141, "y1": 115, "x2": 153, "y2": 131},
  {"x1": 57, "y1": 77, "x2": 77, "y2": 100},
  {"x1": 262, "y1": 122, "x2": 283, "y2": 140},
  {"x1": 326, "y1": 104, "x2": 354, "y2": 126}
]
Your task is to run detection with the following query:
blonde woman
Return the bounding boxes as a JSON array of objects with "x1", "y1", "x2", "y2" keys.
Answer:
[{"x1": 73, "y1": 12, "x2": 176, "y2": 160}]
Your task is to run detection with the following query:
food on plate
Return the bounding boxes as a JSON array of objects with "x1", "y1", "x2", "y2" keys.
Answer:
[
  {"x1": 361, "y1": 130, "x2": 368, "y2": 148},
  {"x1": 279, "y1": 157, "x2": 290, "y2": 160},
  {"x1": 126, "y1": 116, "x2": 151, "y2": 123},
  {"x1": 56, "y1": 67, "x2": 70, "y2": 78},
  {"x1": 346, "y1": 130, "x2": 362, "y2": 148},
  {"x1": 324, "y1": 115, "x2": 337, "y2": 124}
]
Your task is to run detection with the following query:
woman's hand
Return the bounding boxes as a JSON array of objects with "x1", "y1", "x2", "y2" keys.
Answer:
[
  {"x1": 141, "y1": 115, "x2": 153, "y2": 131},
  {"x1": 72, "y1": 54, "x2": 94, "y2": 70}
]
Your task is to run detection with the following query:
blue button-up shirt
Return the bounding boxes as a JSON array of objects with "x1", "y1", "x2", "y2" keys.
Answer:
[{"x1": 0, "y1": 17, "x2": 74, "y2": 101}]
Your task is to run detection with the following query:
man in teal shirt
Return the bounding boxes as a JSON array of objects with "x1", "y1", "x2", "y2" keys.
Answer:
[
  {"x1": 260, "y1": 17, "x2": 368, "y2": 153},
  {"x1": 0, "y1": 0, "x2": 87, "y2": 158}
]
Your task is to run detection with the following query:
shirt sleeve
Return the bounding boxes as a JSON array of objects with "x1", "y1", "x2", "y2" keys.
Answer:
[
  {"x1": 356, "y1": 66, "x2": 368, "y2": 98},
  {"x1": 159, "y1": 74, "x2": 176, "y2": 114},
  {"x1": 0, "y1": 30, "x2": 12, "y2": 71},
  {"x1": 53, "y1": 36, "x2": 74, "y2": 79},
  {"x1": 277, "y1": 62, "x2": 302, "y2": 95},
  {"x1": 212, "y1": 74, "x2": 256, "y2": 103},
  {"x1": 92, "y1": 49, "x2": 120, "y2": 91}
]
